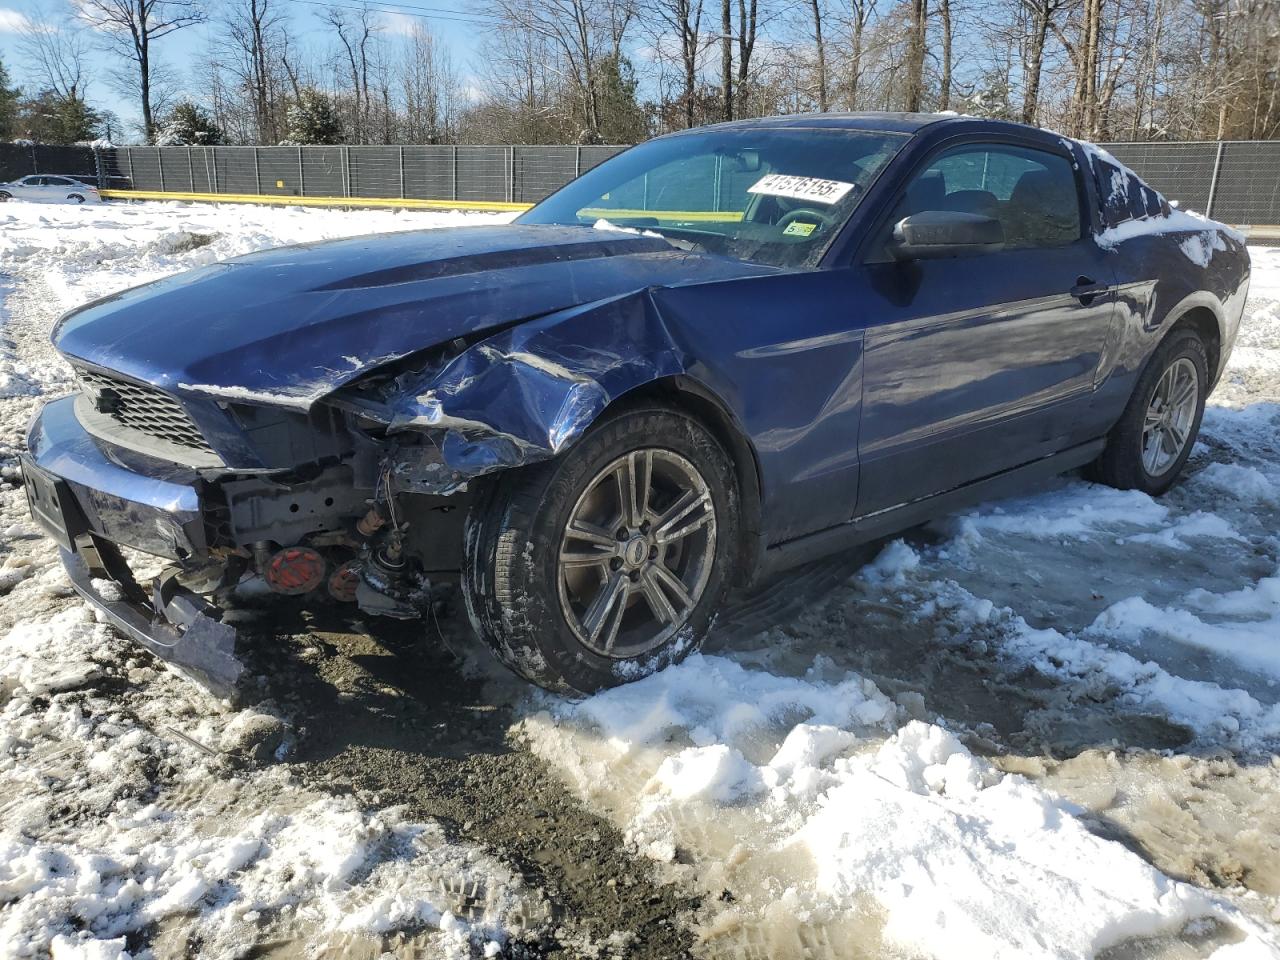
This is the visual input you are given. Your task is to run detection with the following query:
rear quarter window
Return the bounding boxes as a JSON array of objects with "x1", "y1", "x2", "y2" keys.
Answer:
[{"x1": 1092, "y1": 157, "x2": 1171, "y2": 228}]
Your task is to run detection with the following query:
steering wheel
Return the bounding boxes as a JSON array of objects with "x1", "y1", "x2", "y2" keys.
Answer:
[{"x1": 776, "y1": 207, "x2": 830, "y2": 233}]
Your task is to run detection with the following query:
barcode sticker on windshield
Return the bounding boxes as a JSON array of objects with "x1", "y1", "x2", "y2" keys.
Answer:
[{"x1": 747, "y1": 174, "x2": 855, "y2": 205}]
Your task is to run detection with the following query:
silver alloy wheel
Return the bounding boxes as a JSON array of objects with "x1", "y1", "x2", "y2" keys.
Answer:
[
  {"x1": 557, "y1": 449, "x2": 717, "y2": 658},
  {"x1": 1142, "y1": 357, "x2": 1199, "y2": 476}
]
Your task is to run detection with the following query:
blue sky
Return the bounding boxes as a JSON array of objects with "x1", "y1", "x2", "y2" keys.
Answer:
[{"x1": 0, "y1": 1, "x2": 490, "y2": 142}]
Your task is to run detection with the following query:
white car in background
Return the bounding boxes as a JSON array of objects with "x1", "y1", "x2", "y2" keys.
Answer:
[{"x1": 0, "y1": 174, "x2": 101, "y2": 204}]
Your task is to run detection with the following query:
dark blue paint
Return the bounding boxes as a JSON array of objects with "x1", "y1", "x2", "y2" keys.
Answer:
[{"x1": 40, "y1": 114, "x2": 1251, "y2": 558}]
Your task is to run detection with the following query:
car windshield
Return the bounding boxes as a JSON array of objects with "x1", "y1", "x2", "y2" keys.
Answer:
[{"x1": 518, "y1": 128, "x2": 907, "y2": 268}]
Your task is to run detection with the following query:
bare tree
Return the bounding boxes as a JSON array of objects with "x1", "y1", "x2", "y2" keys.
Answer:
[
  {"x1": 19, "y1": 5, "x2": 91, "y2": 104},
  {"x1": 904, "y1": 0, "x2": 927, "y2": 110},
  {"x1": 649, "y1": 0, "x2": 705, "y2": 128},
  {"x1": 810, "y1": 0, "x2": 829, "y2": 110},
  {"x1": 722, "y1": 0, "x2": 734, "y2": 119},
  {"x1": 398, "y1": 24, "x2": 461, "y2": 142},
  {"x1": 485, "y1": 0, "x2": 634, "y2": 141},
  {"x1": 939, "y1": 0, "x2": 954, "y2": 110},
  {"x1": 839, "y1": 0, "x2": 877, "y2": 108},
  {"x1": 222, "y1": 0, "x2": 290, "y2": 144},
  {"x1": 1018, "y1": 0, "x2": 1068, "y2": 124},
  {"x1": 736, "y1": 0, "x2": 760, "y2": 108},
  {"x1": 77, "y1": 0, "x2": 206, "y2": 141},
  {"x1": 324, "y1": 4, "x2": 378, "y2": 143}
]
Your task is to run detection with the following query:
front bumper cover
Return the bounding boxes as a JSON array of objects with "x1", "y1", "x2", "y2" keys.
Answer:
[
  {"x1": 23, "y1": 395, "x2": 245, "y2": 699},
  {"x1": 60, "y1": 538, "x2": 243, "y2": 699}
]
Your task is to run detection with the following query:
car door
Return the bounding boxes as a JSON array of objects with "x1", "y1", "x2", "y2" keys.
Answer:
[
  {"x1": 853, "y1": 139, "x2": 1118, "y2": 517},
  {"x1": 17, "y1": 176, "x2": 44, "y2": 199}
]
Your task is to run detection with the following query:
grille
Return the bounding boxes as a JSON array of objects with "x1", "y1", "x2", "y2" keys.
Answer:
[{"x1": 75, "y1": 368, "x2": 214, "y2": 454}]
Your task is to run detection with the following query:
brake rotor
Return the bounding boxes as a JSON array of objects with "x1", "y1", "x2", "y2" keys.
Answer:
[
  {"x1": 327, "y1": 561, "x2": 361, "y2": 603},
  {"x1": 263, "y1": 546, "x2": 326, "y2": 595}
]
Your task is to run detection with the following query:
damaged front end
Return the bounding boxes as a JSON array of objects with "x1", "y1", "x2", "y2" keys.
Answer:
[
  {"x1": 21, "y1": 369, "x2": 472, "y2": 701},
  {"x1": 22, "y1": 287, "x2": 691, "y2": 700}
]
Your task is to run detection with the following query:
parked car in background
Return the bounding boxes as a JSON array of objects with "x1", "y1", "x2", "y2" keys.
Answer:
[
  {"x1": 0, "y1": 174, "x2": 101, "y2": 203},
  {"x1": 19, "y1": 113, "x2": 1250, "y2": 700}
]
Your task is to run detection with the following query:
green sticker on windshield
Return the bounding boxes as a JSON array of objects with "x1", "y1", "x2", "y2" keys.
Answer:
[{"x1": 783, "y1": 221, "x2": 817, "y2": 237}]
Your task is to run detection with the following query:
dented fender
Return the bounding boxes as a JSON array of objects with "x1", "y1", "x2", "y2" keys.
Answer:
[{"x1": 360, "y1": 290, "x2": 690, "y2": 487}]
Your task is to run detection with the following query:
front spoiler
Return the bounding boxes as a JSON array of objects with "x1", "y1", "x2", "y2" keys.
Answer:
[{"x1": 60, "y1": 536, "x2": 244, "y2": 700}]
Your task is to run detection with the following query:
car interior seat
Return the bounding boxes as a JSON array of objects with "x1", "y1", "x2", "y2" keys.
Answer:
[{"x1": 1005, "y1": 169, "x2": 1078, "y2": 247}]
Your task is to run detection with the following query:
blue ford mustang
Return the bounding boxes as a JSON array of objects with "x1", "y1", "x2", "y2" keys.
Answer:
[{"x1": 21, "y1": 114, "x2": 1251, "y2": 697}]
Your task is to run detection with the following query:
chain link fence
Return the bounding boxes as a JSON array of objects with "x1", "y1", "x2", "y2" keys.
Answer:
[
  {"x1": 1103, "y1": 141, "x2": 1280, "y2": 231},
  {"x1": 5, "y1": 138, "x2": 1278, "y2": 238},
  {"x1": 95, "y1": 144, "x2": 627, "y2": 206}
]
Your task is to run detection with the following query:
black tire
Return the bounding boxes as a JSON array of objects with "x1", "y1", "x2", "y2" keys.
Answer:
[
  {"x1": 1089, "y1": 328, "x2": 1208, "y2": 496},
  {"x1": 463, "y1": 406, "x2": 740, "y2": 694},
  {"x1": 0, "y1": 192, "x2": 10, "y2": 202},
  {"x1": 68, "y1": 194, "x2": 85, "y2": 204}
]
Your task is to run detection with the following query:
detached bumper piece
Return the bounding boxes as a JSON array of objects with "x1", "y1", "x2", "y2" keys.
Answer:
[
  {"x1": 60, "y1": 537, "x2": 244, "y2": 700},
  {"x1": 23, "y1": 395, "x2": 245, "y2": 700}
]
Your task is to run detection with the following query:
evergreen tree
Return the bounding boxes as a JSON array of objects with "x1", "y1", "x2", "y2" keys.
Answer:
[
  {"x1": 155, "y1": 101, "x2": 224, "y2": 146},
  {"x1": 0, "y1": 59, "x2": 20, "y2": 141},
  {"x1": 284, "y1": 89, "x2": 343, "y2": 145},
  {"x1": 593, "y1": 55, "x2": 648, "y2": 144},
  {"x1": 18, "y1": 91, "x2": 102, "y2": 144}
]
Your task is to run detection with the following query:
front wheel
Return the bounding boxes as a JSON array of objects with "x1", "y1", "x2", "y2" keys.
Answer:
[
  {"x1": 463, "y1": 407, "x2": 739, "y2": 694},
  {"x1": 1090, "y1": 328, "x2": 1208, "y2": 495},
  {"x1": 0, "y1": 192, "x2": 10, "y2": 202}
]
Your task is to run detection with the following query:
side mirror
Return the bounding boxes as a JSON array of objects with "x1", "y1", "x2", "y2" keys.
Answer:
[{"x1": 890, "y1": 210, "x2": 1004, "y2": 260}]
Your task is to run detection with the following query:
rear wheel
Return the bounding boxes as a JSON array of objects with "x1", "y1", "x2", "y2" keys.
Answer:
[
  {"x1": 463, "y1": 406, "x2": 739, "y2": 694},
  {"x1": 0, "y1": 192, "x2": 10, "y2": 202},
  {"x1": 68, "y1": 194, "x2": 86, "y2": 204},
  {"x1": 1090, "y1": 328, "x2": 1208, "y2": 495}
]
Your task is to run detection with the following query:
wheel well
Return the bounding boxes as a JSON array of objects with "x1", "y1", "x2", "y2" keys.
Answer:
[
  {"x1": 604, "y1": 378, "x2": 765, "y2": 585},
  {"x1": 1170, "y1": 307, "x2": 1221, "y2": 383}
]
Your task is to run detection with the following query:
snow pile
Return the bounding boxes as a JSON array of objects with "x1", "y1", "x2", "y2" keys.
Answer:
[
  {"x1": 0, "y1": 607, "x2": 535, "y2": 960},
  {"x1": 523, "y1": 245, "x2": 1280, "y2": 957},
  {"x1": 0, "y1": 200, "x2": 529, "y2": 959},
  {"x1": 0, "y1": 199, "x2": 513, "y2": 317},
  {"x1": 523, "y1": 659, "x2": 1269, "y2": 959},
  {"x1": 796, "y1": 722, "x2": 1221, "y2": 960},
  {"x1": 3, "y1": 198, "x2": 1280, "y2": 960}
]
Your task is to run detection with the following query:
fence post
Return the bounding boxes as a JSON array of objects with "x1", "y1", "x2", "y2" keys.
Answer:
[
  {"x1": 126, "y1": 149, "x2": 135, "y2": 190},
  {"x1": 1205, "y1": 140, "x2": 1226, "y2": 219},
  {"x1": 211, "y1": 148, "x2": 219, "y2": 193},
  {"x1": 342, "y1": 146, "x2": 351, "y2": 197},
  {"x1": 187, "y1": 147, "x2": 194, "y2": 192},
  {"x1": 253, "y1": 148, "x2": 262, "y2": 194},
  {"x1": 157, "y1": 148, "x2": 165, "y2": 191},
  {"x1": 508, "y1": 145, "x2": 515, "y2": 203},
  {"x1": 297, "y1": 147, "x2": 304, "y2": 197},
  {"x1": 93, "y1": 148, "x2": 105, "y2": 188},
  {"x1": 575, "y1": 145, "x2": 582, "y2": 178},
  {"x1": 452, "y1": 145, "x2": 458, "y2": 201},
  {"x1": 399, "y1": 145, "x2": 406, "y2": 198}
]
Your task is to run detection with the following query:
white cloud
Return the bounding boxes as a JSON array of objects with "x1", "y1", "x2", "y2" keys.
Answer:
[
  {"x1": 0, "y1": 7, "x2": 34, "y2": 32},
  {"x1": 379, "y1": 11, "x2": 417, "y2": 36}
]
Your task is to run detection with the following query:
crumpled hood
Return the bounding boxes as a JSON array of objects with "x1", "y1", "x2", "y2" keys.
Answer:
[{"x1": 53, "y1": 224, "x2": 777, "y2": 407}]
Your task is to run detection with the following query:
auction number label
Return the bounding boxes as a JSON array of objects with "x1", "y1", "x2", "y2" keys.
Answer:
[{"x1": 748, "y1": 174, "x2": 856, "y2": 205}]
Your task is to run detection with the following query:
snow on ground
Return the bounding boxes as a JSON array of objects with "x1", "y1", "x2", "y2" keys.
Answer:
[
  {"x1": 2, "y1": 197, "x2": 1280, "y2": 959},
  {"x1": 521, "y1": 244, "x2": 1280, "y2": 959},
  {"x1": 0, "y1": 199, "x2": 535, "y2": 959}
]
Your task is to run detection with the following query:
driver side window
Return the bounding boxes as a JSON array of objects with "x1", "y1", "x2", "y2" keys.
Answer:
[{"x1": 877, "y1": 143, "x2": 1082, "y2": 257}]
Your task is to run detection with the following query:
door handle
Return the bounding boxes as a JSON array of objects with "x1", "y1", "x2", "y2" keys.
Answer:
[{"x1": 1071, "y1": 276, "x2": 1109, "y2": 304}]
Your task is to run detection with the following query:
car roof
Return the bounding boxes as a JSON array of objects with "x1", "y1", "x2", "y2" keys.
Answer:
[{"x1": 663, "y1": 112, "x2": 1051, "y2": 139}]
